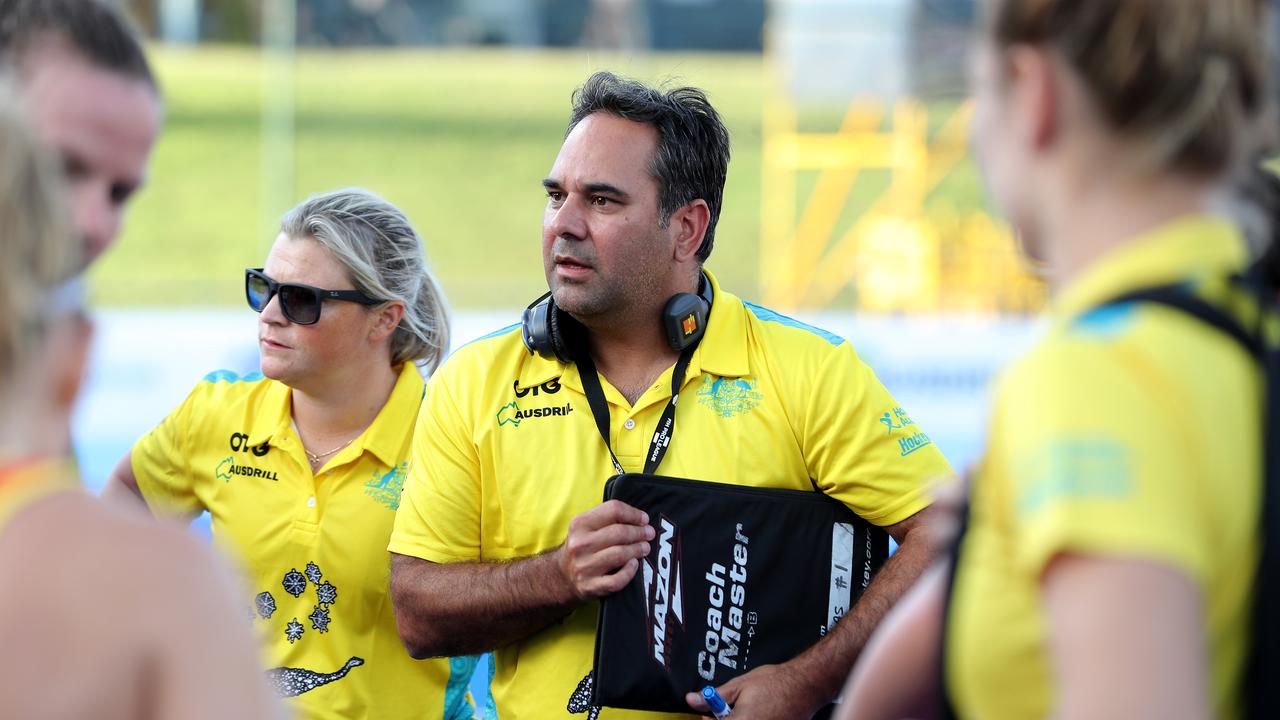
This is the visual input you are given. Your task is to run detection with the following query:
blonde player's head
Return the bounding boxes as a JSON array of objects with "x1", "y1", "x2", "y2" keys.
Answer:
[
  {"x1": 0, "y1": 81, "x2": 80, "y2": 380},
  {"x1": 278, "y1": 188, "x2": 451, "y2": 374},
  {"x1": 0, "y1": 80, "x2": 87, "y2": 447},
  {"x1": 969, "y1": 0, "x2": 1274, "y2": 259}
]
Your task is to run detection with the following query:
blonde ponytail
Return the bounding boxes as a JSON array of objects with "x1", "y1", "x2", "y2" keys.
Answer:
[{"x1": 0, "y1": 81, "x2": 78, "y2": 382}]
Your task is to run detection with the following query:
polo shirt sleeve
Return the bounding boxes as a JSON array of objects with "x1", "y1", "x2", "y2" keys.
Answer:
[
  {"x1": 390, "y1": 366, "x2": 483, "y2": 563},
  {"x1": 1000, "y1": 341, "x2": 1210, "y2": 585},
  {"x1": 807, "y1": 342, "x2": 952, "y2": 527},
  {"x1": 130, "y1": 385, "x2": 206, "y2": 517}
]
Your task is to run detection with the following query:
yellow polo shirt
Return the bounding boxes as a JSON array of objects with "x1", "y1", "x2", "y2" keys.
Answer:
[
  {"x1": 391, "y1": 271, "x2": 951, "y2": 719},
  {"x1": 132, "y1": 362, "x2": 476, "y2": 720},
  {"x1": 948, "y1": 216, "x2": 1266, "y2": 719}
]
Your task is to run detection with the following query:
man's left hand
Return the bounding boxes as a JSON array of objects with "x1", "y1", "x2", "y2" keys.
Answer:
[{"x1": 684, "y1": 664, "x2": 827, "y2": 720}]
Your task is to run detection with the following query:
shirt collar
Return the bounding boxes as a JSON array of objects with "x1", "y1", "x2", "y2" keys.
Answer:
[
  {"x1": 514, "y1": 269, "x2": 752, "y2": 392},
  {"x1": 246, "y1": 363, "x2": 425, "y2": 468},
  {"x1": 517, "y1": 341, "x2": 571, "y2": 392},
  {"x1": 689, "y1": 270, "x2": 750, "y2": 378},
  {"x1": 354, "y1": 362, "x2": 425, "y2": 467},
  {"x1": 1052, "y1": 214, "x2": 1248, "y2": 322},
  {"x1": 248, "y1": 379, "x2": 292, "y2": 449}
]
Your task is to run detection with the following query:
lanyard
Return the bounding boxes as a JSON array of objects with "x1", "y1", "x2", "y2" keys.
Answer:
[{"x1": 575, "y1": 345, "x2": 696, "y2": 477}]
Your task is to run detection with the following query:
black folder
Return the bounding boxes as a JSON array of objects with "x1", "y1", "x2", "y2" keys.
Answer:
[{"x1": 591, "y1": 473, "x2": 889, "y2": 712}]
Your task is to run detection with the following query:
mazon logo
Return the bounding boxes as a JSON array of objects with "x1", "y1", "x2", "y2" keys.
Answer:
[{"x1": 641, "y1": 515, "x2": 684, "y2": 671}]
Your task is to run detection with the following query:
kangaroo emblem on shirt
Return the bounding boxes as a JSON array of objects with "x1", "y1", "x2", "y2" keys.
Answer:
[
  {"x1": 266, "y1": 657, "x2": 364, "y2": 697},
  {"x1": 567, "y1": 671, "x2": 601, "y2": 719}
]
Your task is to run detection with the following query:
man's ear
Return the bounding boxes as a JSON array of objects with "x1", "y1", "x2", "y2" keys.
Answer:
[
  {"x1": 370, "y1": 301, "x2": 405, "y2": 343},
  {"x1": 669, "y1": 199, "x2": 711, "y2": 263}
]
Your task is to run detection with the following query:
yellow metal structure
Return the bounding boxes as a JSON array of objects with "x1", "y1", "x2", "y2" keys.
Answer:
[{"x1": 760, "y1": 95, "x2": 1047, "y2": 313}]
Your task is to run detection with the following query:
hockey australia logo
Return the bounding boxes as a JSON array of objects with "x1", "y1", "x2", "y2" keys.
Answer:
[
  {"x1": 880, "y1": 407, "x2": 933, "y2": 457},
  {"x1": 364, "y1": 462, "x2": 408, "y2": 510},
  {"x1": 697, "y1": 376, "x2": 762, "y2": 418},
  {"x1": 641, "y1": 515, "x2": 684, "y2": 672}
]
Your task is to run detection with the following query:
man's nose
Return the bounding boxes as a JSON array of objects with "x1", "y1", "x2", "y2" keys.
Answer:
[{"x1": 546, "y1": 196, "x2": 588, "y2": 242}]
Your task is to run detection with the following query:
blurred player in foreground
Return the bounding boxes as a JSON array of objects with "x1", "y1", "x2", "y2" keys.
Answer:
[
  {"x1": 840, "y1": 0, "x2": 1276, "y2": 718},
  {"x1": 0, "y1": 86, "x2": 278, "y2": 720}
]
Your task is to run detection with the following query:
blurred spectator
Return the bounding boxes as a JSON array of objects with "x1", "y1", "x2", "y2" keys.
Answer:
[{"x1": 0, "y1": 0, "x2": 162, "y2": 266}]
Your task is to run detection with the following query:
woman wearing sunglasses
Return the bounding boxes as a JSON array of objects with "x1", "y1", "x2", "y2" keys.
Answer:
[{"x1": 105, "y1": 188, "x2": 477, "y2": 720}]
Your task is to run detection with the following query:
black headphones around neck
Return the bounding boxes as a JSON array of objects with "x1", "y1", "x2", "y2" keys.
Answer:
[{"x1": 521, "y1": 273, "x2": 714, "y2": 363}]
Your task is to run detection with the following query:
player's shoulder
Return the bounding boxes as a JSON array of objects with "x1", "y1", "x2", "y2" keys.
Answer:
[
  {"x1": 0, "y1": 489, "x2": 263, "y2": 716},
  {"x1": 433, "y1": 322, "x2": 531, "y2": 389},
  {"x1": 737, "y1": 298, "x2": 848, "y2": 354},
  {"x1": 190, "y1": 368, "x2": 273, "y2": 403},
  {"x1": 199, "y1": 368, "x2": 269, "y2": 385},
  {"x1": 422, "y1": 322, "x2": 536, "y2": 419},
  {"x1": 0, "y1": 491, "x2": 218, "y2": 601},
  {"x1": 12, "y1": 491, "x2": 203, "y2": 553},
  {"x1": 1021, "y1": 295, "x2": 1244, "y2": 387},
  {"x1": 443, "y1": 322, "x2": 525, "y2": 369},
  {"x1": 728, "y1": 296, "x2": 856, "y2": 381}
]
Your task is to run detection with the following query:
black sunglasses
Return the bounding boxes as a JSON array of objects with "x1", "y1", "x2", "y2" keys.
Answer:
[{"x1": 245, "y1": 268, "x2": 382, "y2": 325}]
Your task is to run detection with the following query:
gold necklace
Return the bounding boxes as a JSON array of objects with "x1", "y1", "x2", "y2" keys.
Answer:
[{"x1": 304, "y1": 436, "x2": 357, "y2": 466}]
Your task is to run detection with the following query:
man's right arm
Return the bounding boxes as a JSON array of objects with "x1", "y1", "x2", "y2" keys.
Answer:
[
  {"x1": 391, "y1": 356, "x2": 654, "y2": 658},
  {"x1": 390, "y1": 500, "x2": 654, "y2": 658}
]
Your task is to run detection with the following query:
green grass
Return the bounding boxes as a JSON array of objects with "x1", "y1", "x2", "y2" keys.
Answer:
[
  {"x1": 90, "y1": 46, "x2": 769, "y2": 308},
  {"x1": 90, "y1": 46, "x2": 993, "y2": 309}
]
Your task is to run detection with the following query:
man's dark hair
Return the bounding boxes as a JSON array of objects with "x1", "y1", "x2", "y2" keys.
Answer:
[
  {"x1": 0, "y1": 0, "x2": 155, "y2": 89},
  {"x1": 567, "y1": 71, "x2": 730, "y2": 263}
]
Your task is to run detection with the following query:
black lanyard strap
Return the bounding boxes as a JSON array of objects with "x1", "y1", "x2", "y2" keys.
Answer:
[{"x1": 575, "y1": 345, "x2": 695, "y2": 477}]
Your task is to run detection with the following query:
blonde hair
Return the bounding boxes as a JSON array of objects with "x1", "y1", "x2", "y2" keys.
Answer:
[
  {"x1": 280, "y1": 188, "x2": 451, "y2": 374},
  {"x1": 0, "y1": 81, "x2": 78, "y2": 381},
  {"x1": 983, "y1": 0, "x2": 1273, "y2": 175}
]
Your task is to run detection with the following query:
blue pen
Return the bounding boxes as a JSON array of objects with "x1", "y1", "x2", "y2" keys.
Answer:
[{"x1": 701, "y1": 685, "x2": 731, "y2": 719}]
